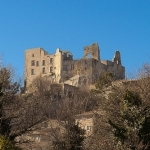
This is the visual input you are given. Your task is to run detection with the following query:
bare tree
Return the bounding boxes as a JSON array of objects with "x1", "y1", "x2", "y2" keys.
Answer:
[{"x1": 89, "y1": 65, "x2": 150, "y2": 150}]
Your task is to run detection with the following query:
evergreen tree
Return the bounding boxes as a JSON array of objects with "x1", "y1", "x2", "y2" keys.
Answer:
[
  {"x1": 0, "y1": 135, "x2": 21, "y2": 150},
  {"x1": 109, "y1": 90, "x2": 150, "y2": 150},
  {"x1": 0, "y1": 68, "x2": 20, "y2": 139},
  {"x1": 95, "y1": 72, "x2": 114, "y2": 91}
]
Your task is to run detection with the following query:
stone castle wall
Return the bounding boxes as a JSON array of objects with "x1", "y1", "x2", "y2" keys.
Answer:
[{"x1": 24, "y1": 43, "x2": 125, "y2": 89}]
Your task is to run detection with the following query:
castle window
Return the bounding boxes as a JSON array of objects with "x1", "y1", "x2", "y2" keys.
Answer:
[
  {"x1": 42, "y1": 67, "x2": 46, "y2": 74},
  {"x1": 71, "y1": 64, "x2": 74, "y2": 70},
  {"x1": 32, "y1": 54, "x2": 34, "y2": 57},
  {"x1": 31, "y1": 60, "x2": 35, "y2": 66},
  {"x1": 63, "y1": 65, "x2": 67, "y2": 71},
  {"x1": 50, "y1": 67, "x2": 53, "y2": 73},
  {"x1": 87, "y1": 53, "x2": 92, "y2": 58},
  {"x1": 36, "y1": 61, "x2": 39, "y2": 66},
  {"x1": 42, "y1": 60, "x2": 45, "y2": 66},
  {"x1": 31, "y1": 69, "x2": 34, "y2": 75},
  {"x1": 50, "y1": 58, "x2": 53, "y2": 64}
]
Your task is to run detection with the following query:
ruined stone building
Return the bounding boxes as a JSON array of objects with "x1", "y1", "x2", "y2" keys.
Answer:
[{"x1": 24, "y1": 43, "x2": 125, "y2": 89}]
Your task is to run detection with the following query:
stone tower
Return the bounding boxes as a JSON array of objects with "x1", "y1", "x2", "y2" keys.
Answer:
[{"x1": 112, "y1": 50, "x2": 121, "y2": 65}]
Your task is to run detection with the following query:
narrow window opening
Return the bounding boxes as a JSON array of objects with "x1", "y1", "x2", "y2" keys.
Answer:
[
  {"x1": 36, "y1": 61, "x2": 39, "y2": 66},
  {"x1": 50, "y1": 67, "x2": 53, "y2": 73},
  {"x1": 71, "y1": 64, "x2": 74, "y2": 70},
  {"x1": 50, "y1": 58, "x2": 53, "y2": 63},
  {"x1": 42, "y1": 60, "x2": 45, "y2": 66},
  {"x1": 42, "y1": 67, "x2": 45, "y2": 74},
  {"x1": 63, "y1": 65, "x2": 67, "y2": 71},
  {"x1": 31, "y1": 60, "x2": 35, "y2": 66},
  {"x1": 31, "y1": 69, "x2": 34, "y2": 75},
  {"x1": 86, "y1": 53, "x2": 92, "y2": 58}
]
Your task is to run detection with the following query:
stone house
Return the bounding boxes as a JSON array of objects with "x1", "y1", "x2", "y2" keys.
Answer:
[
  {"x1": 15, "y1": 119, "x2": 65, "y2": 150},
  {"x1": 75, "y1": 110, "x2": 105, "y2": 136}
]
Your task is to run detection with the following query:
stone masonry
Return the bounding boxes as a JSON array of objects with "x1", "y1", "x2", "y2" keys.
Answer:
[{"x1": 24, "y1": 43, "x2": 125, "y2": 89}]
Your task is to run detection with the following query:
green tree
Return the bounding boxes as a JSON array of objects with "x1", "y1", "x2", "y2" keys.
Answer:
[
  {"x1": 95, "y1": 72, "x2": 114, "y2": 91},
  {"x1": 0, "y1": 68, "x2": 20, "y2": 138},
  {"x1": 90, "y1": 67, "x2": 150, "y2": 150},
  {"x1": 0, "y1": 68, "x2": 21, "y2": 149},
  {"x1": 109, "y1": 90, "x2": 150, "y2": 150},
  {"x1": 0, "y1": 135, "x2": 21, "y2": 150}
]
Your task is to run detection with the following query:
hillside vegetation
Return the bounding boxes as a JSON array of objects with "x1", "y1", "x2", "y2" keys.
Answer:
[{"x1": 0, "y1": 63, "x2": 150, "y2": 150}]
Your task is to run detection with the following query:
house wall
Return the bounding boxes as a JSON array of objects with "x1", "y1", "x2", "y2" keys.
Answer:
[{"x1": 75, "y1": 113, "x2": 93, "y2": 136}]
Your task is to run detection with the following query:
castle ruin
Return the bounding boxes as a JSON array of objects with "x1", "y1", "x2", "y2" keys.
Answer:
[{"x1": 24, "y1": 43, "x2": 125, "y2": 89}]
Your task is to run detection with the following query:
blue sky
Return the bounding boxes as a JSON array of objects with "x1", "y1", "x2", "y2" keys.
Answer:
[{"x1": 0, "y1": 0, "x2": 150, "y2": 79}]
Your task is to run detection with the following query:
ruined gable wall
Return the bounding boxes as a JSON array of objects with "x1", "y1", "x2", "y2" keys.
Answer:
[
  {"x1": 61, "y1": 59, "x2": 94, "y2": 83},
  {"x1": 62, "y1": 51, "x2": 73, "y2": 60},
  {"x1": 61, "y1": 56, "x2": 125, "y2": 85},
  {"x1": 101, "y1": 60, "x2": 125, "y2": 79},
  {"x1": 61, "y1": 60, "x2": 77, "y2": 82},
  {"x1": 83, "y1": 43, "x2": 100, "y2": 60},
  {"x1": 90, "y1": 60, "x2": 107, "y2": 83},
  {"x1": 61, "y1": 58, "x2": 108, "y2": 85},
  {"x1": 106, "y1": 64, "x2": 125, "y2": 79}
]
